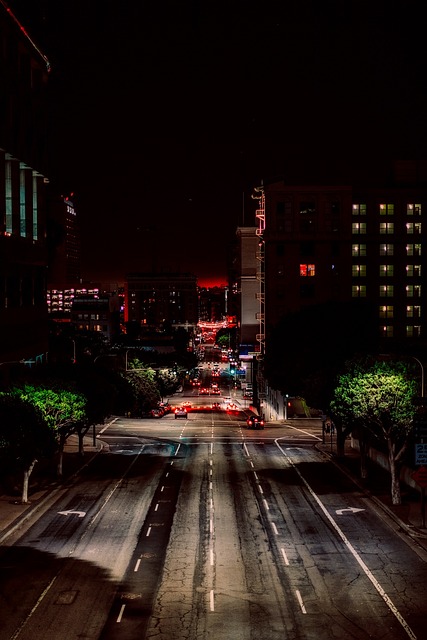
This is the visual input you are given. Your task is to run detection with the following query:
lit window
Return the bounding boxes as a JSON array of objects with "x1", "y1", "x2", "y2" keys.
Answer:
[
  {"x1": 379, "y1": 203, "x2": 394, "y2": 216},
  {"x1": 380, "y1": 222, "x2": 394, "y2": 234},
  {"x1": 352, "y1": 244, "x2": 366, "y2": 257},
  {"x1": 379, "y1": 305, "x2": 393, "y2": 319},
  {"x1": 380, "y1": 244, "x2": 393, "y2": 256},
  {"x1": 352, "y1": 203, "x2": 366, "y2": 215},
  {"x1": 407, "y1": 305, "x2": 421, "y2": 318},
  {"x1": 407, "y1": 243, "x2": 421, "y2": 256},
  {"x1": 406, "y1": 285, "x2": 421, "y2": 297},
  {"x1": 379, "y1": 264, "x2": 393, "y2": 277},
  {"x1": 382, "y1": 325, "x2": 394, "y2": 338},
  {"x1": 406, "y1": 325, "x2": 421, "y2": 338},
  {"x1": 300, "y1": 264, "x2": 315, "y2": 276},
  {"x1": 407, "y1": 222, "x2": 422, "y2": 234},
  {"x1": 352, "y1": 264, "x2": 366, "y2": 277},
  {"x1": 406, "y1": 265, "x2": 421, "y2": 277},
  {"x1": 352, "y1": 222, "x2": 367, "y2": 234},
  {"x1": 352, "y1": 285, "x2": 366, "y2": 297},
  {"x1": 407, "y1": 203, "x2": 421, "y2": 216},
  {"x1": 380, "y1": 285, "x2": 394, "y2": 297}
]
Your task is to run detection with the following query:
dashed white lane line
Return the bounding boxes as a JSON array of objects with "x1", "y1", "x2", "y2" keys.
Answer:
[
  {"x1": 263, "y1": 499, "x2": 269, "y2": 511},
  {"x1": 275, "y1": 440, "x2": 417, "y2": 640},
  {"x1": 117, "y1": 604, "x2": 126, "y2": 622},
  {"x1": 210, "y1": 590, "x2": 215, "y2": 611},
  {"x1": 134, "y1": 558, "x2": 141, "y2": 572},
  {"x1": 271, "y1": 522, "x2": 279, "y2": 535},
  {"x1": 295, "y1": 590, "x2": 307, "y2": 614},
  {"x1": 281, "y1": 548, "x2": 290, "y2": 566},
  {"x1": 146, "y1": 526, "x2": 152, "y2": 537}
]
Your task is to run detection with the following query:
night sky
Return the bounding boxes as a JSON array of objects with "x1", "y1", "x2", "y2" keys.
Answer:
[{"x1": 8, "y1": 1, "x2": 427, "y2": 287}]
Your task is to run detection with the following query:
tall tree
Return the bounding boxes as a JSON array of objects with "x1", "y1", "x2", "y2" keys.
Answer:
[
  {"x1": 11, "y1": 385, "x2": 87, "y2": 477},
  {"x1": 0, "y1": 394, "x2": 57, "y2": 503},
  {"x1": 330, "y1": 358, "x2": 418, "y2": 504}
]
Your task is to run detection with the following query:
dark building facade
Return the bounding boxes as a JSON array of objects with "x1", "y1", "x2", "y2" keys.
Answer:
[
  {"x1": 235, "y1": 163, "x2": 427, "y2": 419},
  {"x1": 259, "y1": 167, "x2": 427, "y2": 349},
  {"x1": 125, "y1": 272, "x2": 198, "y2": 331},
  {"x1": 0, "y1": 3, "x2": 51, "y2": 367}
]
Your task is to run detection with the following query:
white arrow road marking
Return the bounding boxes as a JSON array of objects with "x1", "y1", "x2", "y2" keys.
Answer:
[
  {"x1": 58, "y1": 510, "x2": 86, "y2": 518},
  {"x1": 336, "y1": 507, "x2": 365, "y2": 515}
]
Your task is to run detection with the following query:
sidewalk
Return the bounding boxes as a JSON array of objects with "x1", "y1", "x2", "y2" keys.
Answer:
[
  {"x1": 0, "y1": 434, "x2": 103, "y2": 544},
  {"x1": 315, "y1": 432, "x2": 427, "y2": 552}
]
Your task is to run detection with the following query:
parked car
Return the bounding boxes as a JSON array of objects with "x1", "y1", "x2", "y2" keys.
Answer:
[
  {"x1": 174, "y1": 407, "x2": 188, "y2": 419},
  {"x1": 151, "y1": 407, "x2": 164, "y2": 418},
  {"x1": 246, "y1": 415, "x2": 264, "y2": 429}
]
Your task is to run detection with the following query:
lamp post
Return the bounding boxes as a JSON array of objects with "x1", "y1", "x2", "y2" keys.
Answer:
[
  {"x1": 380, "y1": 353, "x2": 424, "y2": 398},
  {"x1": 411, "y1": 356, "x2": 424, "y2": 398}
]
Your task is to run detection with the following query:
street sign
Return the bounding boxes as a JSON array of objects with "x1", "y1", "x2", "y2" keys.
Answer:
[
  {"x1": 415, "y1": 443, "x2": 427, "y2": 466},
  {"x1": 412, "y1": 465, "x2": 427, "y2": 488}
]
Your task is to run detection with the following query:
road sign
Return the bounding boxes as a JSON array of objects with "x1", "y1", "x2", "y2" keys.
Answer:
[
  {"x1": 412, "y1": 465, "x2": 427, "y2": 488},
  {"x1": 415, "y1": 443, "x2": 427, "y2": 465}
]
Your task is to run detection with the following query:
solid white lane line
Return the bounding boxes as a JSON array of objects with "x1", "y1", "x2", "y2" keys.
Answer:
[{"x1": 275, "y1": 440, "x2": 418, "y2": 640}]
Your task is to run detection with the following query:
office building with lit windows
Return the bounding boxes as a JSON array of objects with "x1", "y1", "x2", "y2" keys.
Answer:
[{"x1": 256, "y1": 162, "x2": 427, "y2": 352}]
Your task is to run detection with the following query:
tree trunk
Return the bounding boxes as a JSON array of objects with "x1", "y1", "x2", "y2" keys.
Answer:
[
  {"x1": 359, "y1": 436, "x2": 369, "y2": 479},
  {"x1": 78, "y1": 431, "x2": 84, "y2": 456},
  {"x1": 336, "y1": 427, "x2": 345, "y2": 457},
  {"x1": 21, "y1": 459, "x2": 38, "y2": 504},
  {"x1": 388, "y1": 439, "x2": 402, "y2": 505},
  {"x1": 57, "y1": 434, "x2": 65, "y2": 478}
]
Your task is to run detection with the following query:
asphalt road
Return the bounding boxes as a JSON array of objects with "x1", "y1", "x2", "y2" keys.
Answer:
[{"x1": 1, "y1": 406, "x2": 426, "y2": 640}]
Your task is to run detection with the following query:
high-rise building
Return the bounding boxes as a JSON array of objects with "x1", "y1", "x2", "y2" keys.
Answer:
[
  {"x1": 236, "y1": 162, "x2": 427, "y2": 419},
  {"x1": 0, "y1": 2, "x2": 51, "y2": 368},
  {"x1": 258, "y1": 166, "x2": 427, "y2": 348}
]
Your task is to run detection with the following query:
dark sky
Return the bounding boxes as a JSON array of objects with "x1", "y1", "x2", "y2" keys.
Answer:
[{"x1": 9, "y1": 1, "x2": 427, "y2": 286}]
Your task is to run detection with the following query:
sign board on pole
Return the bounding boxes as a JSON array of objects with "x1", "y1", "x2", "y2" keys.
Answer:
[{"x1": 415, "y1": 444, "x2": 427, "y2": 466}]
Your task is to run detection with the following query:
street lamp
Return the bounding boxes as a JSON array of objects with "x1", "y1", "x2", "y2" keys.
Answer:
[
  {"x1": 380, "y1": 353, "x2": 424, "y2": 398},
  {"x1": 411, "y1": 356, "x2": 424, "y2": 398}
]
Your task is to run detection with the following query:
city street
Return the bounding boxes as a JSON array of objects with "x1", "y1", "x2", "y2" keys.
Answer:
[{"x1": 0, "y1": 407, "x2": 426, "y2": 640}]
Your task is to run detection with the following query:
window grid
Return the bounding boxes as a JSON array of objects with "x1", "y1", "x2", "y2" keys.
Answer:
[
  {"x1": 380, "y1": 244, "x2": 394, "y2": 256},
  {"x1": 379, "y1": 305, "x2": 393, "y2": 319},
  {"x1": 379, "y1": 203, "x2": 394, "y2": 216},
  {"x1": 380, "y1": 222, "x2": 394, "y2": 234},
  {"x1": 352, "y1": 244, "x2": 367, "y2": 257},
  {"x1": 379, "y1": 265, "x2": 394, "y2": 277}
]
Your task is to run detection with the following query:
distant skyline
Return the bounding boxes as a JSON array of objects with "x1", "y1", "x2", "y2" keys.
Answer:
[{"x1": 8, "y1": 1, "x2": 427, "y2": 286}]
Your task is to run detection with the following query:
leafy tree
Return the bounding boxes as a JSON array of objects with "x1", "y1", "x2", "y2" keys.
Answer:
[
  {"x1": 330, "y1": 358, "x2": 418, "y2": 504},
  {"x1": 11, "y1": 385, "x2": 87, "y2": 478},
  {"x1": 124, "y1": 369, "x2": 161, "y2": 415},
  {"x1": 0, "y1": 394, "x2": 57, "y2": 503}
]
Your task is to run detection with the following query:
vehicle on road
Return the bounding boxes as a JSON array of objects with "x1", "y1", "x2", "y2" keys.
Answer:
[
  {"x1": 174, "y1": 407, "x2": 188, "y2": 419},
  {"x1": 246, "y1": 415, "x2": 264, "y2": 429}
]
